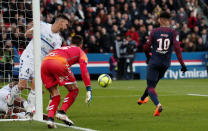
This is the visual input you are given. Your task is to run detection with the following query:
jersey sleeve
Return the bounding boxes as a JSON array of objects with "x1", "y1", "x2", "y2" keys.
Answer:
[
  {"x1": 79, "y1": 50, "x2": 91, "y2": 87},
  {"x1": 143, "y1": 30, "x2": 154, "y2": 52},
  {"x1": 173, "y1": 31, "x2": 185, "y2": 66}
]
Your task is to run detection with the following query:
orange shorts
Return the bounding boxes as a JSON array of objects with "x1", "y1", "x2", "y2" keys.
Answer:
[{"x1": 41, "y1": 59, "x2": 76, "y2": 89}]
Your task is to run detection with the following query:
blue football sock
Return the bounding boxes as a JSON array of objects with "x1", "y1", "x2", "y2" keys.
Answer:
[{"x1": 148, "y1": 87, "x2": 159, "y2": 106}]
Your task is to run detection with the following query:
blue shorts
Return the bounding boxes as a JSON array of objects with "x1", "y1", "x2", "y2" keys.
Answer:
[{"x1": 146, "y1": 64, "x2": 168, "y2": 87}]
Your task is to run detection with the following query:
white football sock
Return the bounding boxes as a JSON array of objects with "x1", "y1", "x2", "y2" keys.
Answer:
[
  {"x1": 23, "y1": 101, "x2": 29, "y2": 110},
  {"x1": 27, "y1": 90, "x2": 36, "y2": 107}
]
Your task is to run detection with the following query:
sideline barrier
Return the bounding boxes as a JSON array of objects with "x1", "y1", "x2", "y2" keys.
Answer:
[
  {"x1": 71, "y1": 52, "x2": 208, "y2": 80},
  {"x1": 12, "y1": 52, "x2": 208, "y2": 80}
]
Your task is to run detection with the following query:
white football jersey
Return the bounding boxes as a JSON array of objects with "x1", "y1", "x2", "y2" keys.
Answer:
[
  {"x1": 22, "y1": 21, "x2": 62, "y2": 60},
  {"x1": 19, "y1": 21, "x2": 62, "y2": 79}
]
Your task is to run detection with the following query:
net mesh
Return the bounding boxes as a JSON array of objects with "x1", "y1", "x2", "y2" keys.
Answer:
[{"x1": 0, "y1": 0, "x2": 33, "y2": 119}]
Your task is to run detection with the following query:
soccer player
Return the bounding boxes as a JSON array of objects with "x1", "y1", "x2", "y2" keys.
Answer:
[
  {"x1": 0, "y1": 81, "x2": 29, "y2": 119},
  {"x1": 0, "y1": 81, "x2": 48, "y2": 120},
  {"x1": 41, "y1": 35, "x2": 92, "y2": 128},
  {"x1": 7, "y1": 14, "x2": 70, "y2": 116},
  {"x1": 137, "y1": 12, "x2": 187, "y2": 116}
]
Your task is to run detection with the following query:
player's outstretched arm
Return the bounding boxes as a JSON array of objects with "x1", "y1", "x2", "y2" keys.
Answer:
[{"x1": 79, "y1": 60, "x2": 92, "y2": 104}]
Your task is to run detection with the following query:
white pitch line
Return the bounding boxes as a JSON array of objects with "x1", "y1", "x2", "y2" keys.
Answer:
[
  {"x1": 0, "y1": 119, "x2": 98, "y2": 131},
  {"x1": 39, "y1": 120, "x2": 98, "y2": 131},
  {"x1": 0, "y1": 119, "x2": 30, "y2": 122},
  {"x1": 187, "y1": 94, "x2": 208, "y2": 97}
]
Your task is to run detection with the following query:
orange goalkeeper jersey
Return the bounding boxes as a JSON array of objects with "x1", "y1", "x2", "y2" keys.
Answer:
[{"x1": 44, "y1": 45, "x2": 90, "y2": 87}]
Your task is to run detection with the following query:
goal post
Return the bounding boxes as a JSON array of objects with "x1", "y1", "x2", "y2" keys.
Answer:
[
  {"x1": 0, "y1": 0, "x2": 43, "y2": 121},
  {"x1": 32, "y1": 0, "x2": 43, "y2": 121}
]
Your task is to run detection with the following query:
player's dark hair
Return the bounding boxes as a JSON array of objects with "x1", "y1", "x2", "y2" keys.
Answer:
[
  {"x1": 71, "y1": 35, "x2": 83, "y2": 46},
  {"x1": 159, "y1": 12, "x2": 171, "y2": 19},
  {"x1": 55, "y1": 14, "x2": 70, "y2": 23}
]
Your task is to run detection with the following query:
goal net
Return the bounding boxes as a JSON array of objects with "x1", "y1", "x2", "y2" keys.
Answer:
[{"x1": 0, "y1": 0, "x2": 42, "y2": 121}]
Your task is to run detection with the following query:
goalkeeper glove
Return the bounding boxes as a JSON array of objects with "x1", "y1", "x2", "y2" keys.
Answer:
[
  {"x1": 181, "y1": 64, "x2": 187, "y2": 73},
  {"x1": 85, "y1": 86, "x2": 92, "y2": 105}
]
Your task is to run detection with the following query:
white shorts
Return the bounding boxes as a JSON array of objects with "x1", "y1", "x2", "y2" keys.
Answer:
[{"x1": 19, "y1": 52, "x2": 34, "y2": 80}]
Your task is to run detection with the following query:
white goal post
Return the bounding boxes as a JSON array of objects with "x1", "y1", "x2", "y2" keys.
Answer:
[
  {"x1": 0, "y1": 0, "x2": 43, "y2": 121},
  {"x1": 32, "y1": 0, "x2": 43, "y2": 121}
]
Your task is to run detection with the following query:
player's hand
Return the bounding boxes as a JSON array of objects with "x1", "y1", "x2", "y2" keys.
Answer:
[
  {"x1": 85, "y1": 86, "x2": 92, "y2": 106},
  {"x1": 181, "y1": 64, "x2": 187, "y2": 73}
]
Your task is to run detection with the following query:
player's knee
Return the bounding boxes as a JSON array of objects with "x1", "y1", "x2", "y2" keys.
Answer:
[
  {"x1": 65, "y1": 84, "x2": 78, "y2": 91},
  {"x1": 147, "y1": 87, "x2": 157, "y2": 96},
  {"x1": 74, "y1": 88, "x2": 79, "y2": 96}
]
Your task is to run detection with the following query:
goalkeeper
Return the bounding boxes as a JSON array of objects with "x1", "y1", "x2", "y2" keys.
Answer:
[{"x1": 41, "y1": 35, "x2": 92, "y2": 128}]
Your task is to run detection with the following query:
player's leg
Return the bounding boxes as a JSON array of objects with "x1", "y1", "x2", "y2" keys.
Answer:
[
  {"x1": 138, "y1": 88, "x2": 149, "y2": 105},
  {"x1": 138, "y1": 65, "x2": 158, "y2": 105},
  {"x1": 145, "y1": 65, "x2": 160, "y2": 105},
  {"x1": 56, "y1": 69, "x2": 77, "y2": 126},
  {"x1": 144, "y1": 65, "x2": 163, "y2": 116},
  {"x1": 47, "y1": 85, "x2": 61, "y2": 128},
  {"x1": 55, "y1": 84, "x2": 77, "y2": 126},
  {"x1": 59, "y1": 84, "x2": 79, "y2": 113},
  {"x1": 41, "y1": 59, "x2": 63, "y2": 128},
  {"x1": 152, "y1": 66, "x2": 168, "y2": 116},
  {"x1": 18, "y1": 79, "x2": 36, "y2": 117},
  {"x1": 7, "y1": 56, "x2": 32, "y2": 112},
  {"x1": 27, "y1": 78, "x2": 36, "y2": 111}
]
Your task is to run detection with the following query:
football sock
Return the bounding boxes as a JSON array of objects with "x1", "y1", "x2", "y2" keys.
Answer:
[
  {"x1": 148, "y1": 87, "x2": 159, "y2": 106},
  {"x1": 141, "y1": 87, "x2": 149, "y2": 100},
  {"x1": 48, "y1": 95, "x2": 61, "y2": 118},
  {"x1": 60, "y1": 88, "x2": 79, "y2": 112},
  {"x1": 27, "y1": 90, "x2": 36, "y2": 107},
  {"x1": 23, "y1": 101, "x2": 29, "y2": 110}
]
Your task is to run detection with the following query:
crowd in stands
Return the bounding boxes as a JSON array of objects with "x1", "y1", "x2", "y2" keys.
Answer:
[{"x1": 0, "y1": 0, "x2": 208, "y2": 56}]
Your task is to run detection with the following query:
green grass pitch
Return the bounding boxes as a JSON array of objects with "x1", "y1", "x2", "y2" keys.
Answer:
[{"x1": 0, "y1": 79, "x2": 208, "y2": 131}]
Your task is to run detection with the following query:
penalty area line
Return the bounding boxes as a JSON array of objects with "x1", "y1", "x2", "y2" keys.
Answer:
[
  {"x1": 187, "y1": 94, "x2": 208, "y2": 97},
  {"x1": 38, "y1": 120, "x2": 98, "y2": 131}
]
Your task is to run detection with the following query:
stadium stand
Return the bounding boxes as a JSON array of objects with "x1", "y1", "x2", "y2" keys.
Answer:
[{"x1": 0, "y1": 0, "x2": 208, "y2": 80}]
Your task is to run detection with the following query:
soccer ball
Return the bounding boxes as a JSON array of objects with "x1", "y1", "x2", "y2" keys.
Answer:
[{"x1": 98, "y1": 74, "x2": 112, "y2": 88}]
